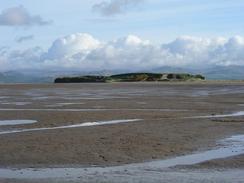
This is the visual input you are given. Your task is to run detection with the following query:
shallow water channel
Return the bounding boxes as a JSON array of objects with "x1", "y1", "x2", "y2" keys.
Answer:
[
  {"x1": 0, "y1": 134, "x2": 243, "y2": 181},
  {"x1": 0, "y1": 120, "x2": 37, "y2": 126},
  {"x1": 0, "y1": 119, "x2": 141, "y2": 135}
]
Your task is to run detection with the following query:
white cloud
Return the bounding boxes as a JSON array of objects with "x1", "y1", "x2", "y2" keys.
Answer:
[
  {"x1": 1, "y1": 34, "x2": 244, "y2": 72},
  {"x1": 92, "y1": 0, "x2": 145, "y2": 16},
  {"x1": 44, "y1": 33, "x2": 101, "y2": 60},
  {"x1": 0, "y1": 6, "x2": 51, "y2": 26}
]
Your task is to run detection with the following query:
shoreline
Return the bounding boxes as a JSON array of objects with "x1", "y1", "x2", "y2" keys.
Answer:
[{"x1": 0, "y1": 79, "x2": 244, "y2": 86}]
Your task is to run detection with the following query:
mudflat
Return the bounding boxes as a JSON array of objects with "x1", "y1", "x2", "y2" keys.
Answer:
[{"x1": 0, "y1": 81, "x2": 244, "y2": 170}]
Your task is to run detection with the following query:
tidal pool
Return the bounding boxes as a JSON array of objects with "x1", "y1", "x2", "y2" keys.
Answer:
[
  {"x1": 188, "y1": 111, "x2": 244, "y2": 118},
  {"x1": 0, "y1": 120, "x2": 37, "y2": 126}
]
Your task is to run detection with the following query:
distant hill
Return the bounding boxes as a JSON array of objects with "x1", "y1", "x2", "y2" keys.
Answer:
[
  {"x1": 202, "y1": 66, "x2": 244, "y2": 80},
  {"x1": 54, "y1": 73, "x2": 205, "y2": 83}
]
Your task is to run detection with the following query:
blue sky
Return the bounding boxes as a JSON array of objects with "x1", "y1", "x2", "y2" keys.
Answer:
[
  {"x1": 0, "y1": 0, "x2": 244, "y2": 72},
  {"x1": 1, "y1": 0, "x2": 244, "y2": 50}
]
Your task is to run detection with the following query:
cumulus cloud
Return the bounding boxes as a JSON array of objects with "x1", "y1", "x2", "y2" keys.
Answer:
[
  {"x1": 44, "y1": 33, "x2": 101, "y2": 60},
  {"x1": 16, "y1": 35, "x2": 34, "y2": 43},
  {"x1": 0, "y1": 6, "x2": 51, "y2": 26},
  {"x1": 92, "y1": 0, "x2": 145, "y2": 16},
  {"x1": 161, "y1": 36, "x2": 244, "y2": 67},
  {"x1": 1, "y1": 33, "x2": 244, "y2": 72}
]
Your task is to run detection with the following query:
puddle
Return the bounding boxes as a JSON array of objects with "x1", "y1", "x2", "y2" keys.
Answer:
[
  {"x1": 0, "y1": 120, "x2": 37, "y2": 126},
  {"x1": 191, "y1": 90, "x2": 210, "y2": 97},
  {"x1": 63, "y1": 97, "x2": 129, "y2": 100},
  {"x1": 188, "y1": 111, "x2": 244, "y2": 119},
  {"x1": 0, "y1": 96, "x2": 9, "y2": 99},
  {"x1": 66, "y1": 119, "x2": 141, "y2": 127},
  {"x1": 46, "y1": 103, "x2": 85, "y2": 107},
  {"x1": 0, "y1": 119, "x2": 141, "y2": 135},
  {"x1": 63, "y1": 97, "x2": 106, "y2": 100},
  {"x1": 0, "y1": 134, "x2": 243, "y2": 180},
  {"x1": 191, "y1": 87, "x2": 244, "y2": 97},
  {"x1": 32, "y1": 96, "x2": 53, "y2": 100},
  {"x1": 1, "y1": 102, "x2": 32, "y2": 106},
  {"x1": 0, "y1": 108, "x2": 110, "y2": 112},
  {"x1": 0, "y1": 108, "x2": 187, "y2": 112}
]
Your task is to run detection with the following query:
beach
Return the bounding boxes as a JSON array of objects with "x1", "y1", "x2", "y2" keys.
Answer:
[{"x1": 0, "y1": 82, "x2": 244, "y2": 182}]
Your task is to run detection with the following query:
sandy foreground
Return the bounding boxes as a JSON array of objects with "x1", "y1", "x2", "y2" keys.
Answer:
[{"x1": 0, "y1": 82, "x2": 244, "y2": 182}]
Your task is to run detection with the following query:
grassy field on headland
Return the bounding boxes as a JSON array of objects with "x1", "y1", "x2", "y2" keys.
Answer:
[{"x1": 54, "y1": 73, "x2": 205, "y2": 83}]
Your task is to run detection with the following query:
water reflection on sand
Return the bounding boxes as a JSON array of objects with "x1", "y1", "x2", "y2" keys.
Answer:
[{"x1": 0, "y1": 135, "x2": 243, "y2": 182}]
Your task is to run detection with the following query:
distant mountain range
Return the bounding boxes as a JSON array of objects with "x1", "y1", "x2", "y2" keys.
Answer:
[
  {"x1": 0, "y1": 71, "x2": 53, "y2": 83},
  {"x1": 0, "y1": 66, "x2": 244, "y2": 83}
]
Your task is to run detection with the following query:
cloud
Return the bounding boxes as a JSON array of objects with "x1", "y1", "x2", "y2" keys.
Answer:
[
  {"x1": 1, "y1": 33, "x2": 244, "y2": 72},
  {"x1": 0, "y1": 47, "x2": 43, "y2": 71},
  {"x1": 161, "y1": 36, "x2": 244, "y2": 67},
  {"x1": 0, "y1": 6, "x2": 51, "y2": 27},
  {"x1": 16, "y1": 35, "x2": 34, "y2": 43},
  {"x1": 44, "y1": 33, "x2": 101, "y2": 60},
  {"x1": 92, "y1": 0, "x2": 145, "y2": 16}
]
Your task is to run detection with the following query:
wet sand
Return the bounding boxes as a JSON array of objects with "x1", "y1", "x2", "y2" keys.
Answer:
[{"x1": 0, "y1": 82, "x2": 244, "y2": 182}]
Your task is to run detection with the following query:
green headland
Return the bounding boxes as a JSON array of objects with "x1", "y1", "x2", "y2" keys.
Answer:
[{"x1": 54, "y1": 73, "x2": 205, "y2": 83}]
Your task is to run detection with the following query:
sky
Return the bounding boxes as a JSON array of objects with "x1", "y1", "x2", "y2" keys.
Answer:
[{"x1": 0, "y1": 0, "x2": 244, "y2": 72}]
